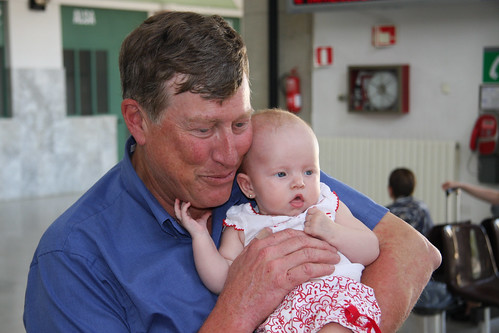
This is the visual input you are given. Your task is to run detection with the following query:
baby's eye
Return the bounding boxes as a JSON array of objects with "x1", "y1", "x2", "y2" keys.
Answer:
[
  {"x1": 305, "y1": 170, "x2": 313, "y2": 176},
  {"x1": 276, "y1": 171, "x2": 286, "y2": 178}
]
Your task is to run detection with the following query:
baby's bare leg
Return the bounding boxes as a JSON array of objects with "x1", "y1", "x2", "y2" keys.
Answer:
[{"x1": 319, "y1": 322, "x2": 352, "y2": 333}]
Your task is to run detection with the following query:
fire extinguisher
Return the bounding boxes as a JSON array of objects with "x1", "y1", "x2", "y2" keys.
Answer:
[{"x1": 284, "y1": 68, "x2": 302, "y2": 113}]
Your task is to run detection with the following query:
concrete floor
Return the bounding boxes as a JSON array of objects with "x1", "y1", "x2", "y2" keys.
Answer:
[{"x1": 1, "y1": 193, "x2": 498, "y2": 333}]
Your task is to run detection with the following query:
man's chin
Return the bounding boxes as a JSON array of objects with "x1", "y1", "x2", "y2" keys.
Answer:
[{"x1": 200, "y1": 187, "x2": 232, "y2": 208}]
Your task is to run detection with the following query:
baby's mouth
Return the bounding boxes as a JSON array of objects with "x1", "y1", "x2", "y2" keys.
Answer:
[{"x1": 290, "y1": 194, "x2": 304, "y2": 208}]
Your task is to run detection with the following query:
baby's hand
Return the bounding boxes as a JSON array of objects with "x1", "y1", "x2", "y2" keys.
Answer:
[
  {"x1": 174, "y1": 199, "x2": 211, "y2": 237},
  {"x1": 304, "y1": 206, "x2": 334, "y2": 242}
]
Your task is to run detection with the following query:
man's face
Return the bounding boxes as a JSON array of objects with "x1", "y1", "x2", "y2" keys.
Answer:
[{"x1": 137, "y1": 77, "x2": 253, "y2": 213}]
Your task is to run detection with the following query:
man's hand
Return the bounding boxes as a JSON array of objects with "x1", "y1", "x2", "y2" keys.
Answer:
[{"x1": 201, "y1": 228, "x2": 340, "y2": 332}]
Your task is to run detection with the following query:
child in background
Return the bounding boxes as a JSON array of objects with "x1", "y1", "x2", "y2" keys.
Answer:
[
  {"x1": 386, "y1": 168, "x2": 434, "y2": 236},
  {"x1": 175, "y1": 109, "x2": 381, "y2": 333}
]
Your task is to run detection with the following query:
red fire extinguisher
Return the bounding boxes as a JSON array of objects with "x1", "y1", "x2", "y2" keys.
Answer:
[{"x1": 285, "y1": 68, "x2": 302, "y2": 113}]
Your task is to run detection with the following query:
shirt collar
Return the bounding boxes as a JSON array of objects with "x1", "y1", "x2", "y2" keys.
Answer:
[{"x1": 394, "y1": 196, "x2": 413, "y2": 204}]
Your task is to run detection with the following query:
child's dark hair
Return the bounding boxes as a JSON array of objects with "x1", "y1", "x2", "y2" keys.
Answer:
[{"x1": 389, "y1": 168, "x2": 416, "y2": 198}]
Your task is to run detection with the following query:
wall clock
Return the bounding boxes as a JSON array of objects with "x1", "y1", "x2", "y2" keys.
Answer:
[{"x1": 348, "y1": 64, "x2": 410, "y2": 113}]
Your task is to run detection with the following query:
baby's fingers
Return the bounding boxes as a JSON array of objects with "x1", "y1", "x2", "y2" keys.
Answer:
[
  {"x1": 174, "y1": 199, "x2": 191, "y2": 221},
  {"x1": 306, "y1": 206, "x2": 320, "y2": 217},
  {"x1": 180, "y1": 201, "x2": 191, "y2": 216},
  {"x1": 174, "y1": 199, "x2": 182, "y2": 220}
]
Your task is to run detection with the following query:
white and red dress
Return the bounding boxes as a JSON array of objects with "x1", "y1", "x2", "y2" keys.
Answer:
[{"x1": 224, "y1": 183, "x2": 381, "y2": 333}]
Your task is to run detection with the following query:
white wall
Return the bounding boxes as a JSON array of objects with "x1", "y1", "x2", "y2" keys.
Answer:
[
  {"x1": 311, "y1": 2, "x2": 499, "y2": 223},
  {"x1": 8, "y1": 0, "x2": 62, "y2": 68}
]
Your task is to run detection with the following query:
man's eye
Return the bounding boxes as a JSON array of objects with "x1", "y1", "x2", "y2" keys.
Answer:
[
  {"x1": 233, "y1": 121, "x2": 249, "y2": 133},
  {"x1": 276, "y1": 172, "x2": 286, "y2": 178},
  {"x1": 194, "y1": 128, "x2": 212, "y2": 136}
]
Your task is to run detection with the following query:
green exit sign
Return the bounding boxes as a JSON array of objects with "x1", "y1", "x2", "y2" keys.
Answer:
[{"x1": 483, "y1": 47, "x2": 499, "y2": 83}]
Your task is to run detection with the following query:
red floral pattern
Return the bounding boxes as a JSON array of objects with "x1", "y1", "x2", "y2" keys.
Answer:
[{"x1": 256, "y1": 276, "x2": 381, "y2": 333}]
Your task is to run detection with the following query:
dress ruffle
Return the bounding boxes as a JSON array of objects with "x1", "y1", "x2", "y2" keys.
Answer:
[{"x1": 256, "y1": 276, "x2": 381, "y2": 333}]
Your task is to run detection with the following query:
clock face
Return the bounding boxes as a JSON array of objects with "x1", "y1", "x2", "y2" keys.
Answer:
[
  {"x1": 367, "y1": 71, "x2": 398, "y2": 110},
  {"x1": 348, "y1": 65, "x2": 409, "y2": 113}
]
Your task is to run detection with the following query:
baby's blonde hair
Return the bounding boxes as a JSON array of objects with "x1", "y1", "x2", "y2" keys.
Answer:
[
  {"x1": 251, "y1": 108, "x2": 311, "y2": 132},
  {"x1": 240, "y1": 108, "x2": 316, "y2": 172}
]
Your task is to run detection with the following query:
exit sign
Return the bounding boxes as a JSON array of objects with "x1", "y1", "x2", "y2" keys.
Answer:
[{"x1": 483, "y1": 47, "x2": 499, "y2": 83}]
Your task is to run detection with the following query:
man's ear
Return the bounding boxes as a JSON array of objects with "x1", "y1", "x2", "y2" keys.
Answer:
[
  {"x1": 236, "y1": 173, "x2": 255, "y2": 199},
  {"x1": 122, "y1": 98, "x2": 147, "y2": 145}
]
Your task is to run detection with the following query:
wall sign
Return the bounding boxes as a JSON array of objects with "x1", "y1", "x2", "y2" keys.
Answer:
[
  {"x1": 479, "y1": 84, "x2": 499, "y2": 111},
  {"x1": 72, "y1": 9, "x2": 96, "y2": 26},
  {"x1": 483, "y1": 47, "x2": 499, "y2": 83},
  {"x1": 315, "y1": 46, "x2": 333, "y2": 67},
  {"x1": 372, "y1": 25, "x2": 396, "y2": 48}
]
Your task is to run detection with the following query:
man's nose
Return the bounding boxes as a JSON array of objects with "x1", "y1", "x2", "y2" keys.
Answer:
[{"x1": 213, "y1": 130, "x2": 239, "y2": 167}]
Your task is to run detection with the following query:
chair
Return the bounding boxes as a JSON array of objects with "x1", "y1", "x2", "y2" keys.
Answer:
[
  {"x1": 426, "y1": 221, "x2": 471, "y2": 283},
  {"x1": 481, "y1": 217, "x2": 499, "y2": 269},
  {"x1": 410, "y1": 223, "x2": 471, "y2": 333},
  {"x1": 439, "y1": 223, "x2": 499, "y2": 333}
]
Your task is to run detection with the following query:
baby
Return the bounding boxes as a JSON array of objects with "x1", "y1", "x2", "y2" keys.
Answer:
[{"x1": 176, "y1": 108, "x2": 381, "y2": 333}]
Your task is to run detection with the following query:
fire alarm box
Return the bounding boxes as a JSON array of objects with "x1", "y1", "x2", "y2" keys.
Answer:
[{"x1": 348, "y1": 64, "x2": 410, "y2": 113}]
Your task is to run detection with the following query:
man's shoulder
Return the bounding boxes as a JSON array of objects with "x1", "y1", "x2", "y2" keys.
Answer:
[{"x1": 33, "y1": 167, "x2": 128, "y2": 259}]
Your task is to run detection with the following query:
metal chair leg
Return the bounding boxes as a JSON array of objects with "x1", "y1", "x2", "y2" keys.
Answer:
[
  {"x1": 440, "y1": 310, "x2": 446, "y2": 333},
  {"x1": 421, "y1": 312, "x2": 445, "y2": 333},
  {"x1": 479, "y1": 307, "x2": 491, "y2": 333}
]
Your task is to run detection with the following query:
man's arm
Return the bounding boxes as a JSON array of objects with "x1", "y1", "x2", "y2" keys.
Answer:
[
  {"x1": 362, "y1": 212, "x2": 442, "y2": 333},
  {"x1": 199, "y1": 228, "x2": 340, "y2": 332}
]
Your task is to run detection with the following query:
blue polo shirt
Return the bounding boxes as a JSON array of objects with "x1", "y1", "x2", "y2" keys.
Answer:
[{"x1": 24, "y1": 137, "x2": 387, "y2": 333}]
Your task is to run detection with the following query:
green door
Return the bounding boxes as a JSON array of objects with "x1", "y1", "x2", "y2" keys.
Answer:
[{"x1": 61, "y1": 6, "x2": 147, "y2": 159}]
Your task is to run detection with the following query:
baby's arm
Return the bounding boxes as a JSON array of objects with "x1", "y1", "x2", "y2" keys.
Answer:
[
  {"x1": 305, "y1": 202, "x2": 379, "y2": 266},
  {"x1": 175, "y1": 200, "x2": 241, "y2": 294}
]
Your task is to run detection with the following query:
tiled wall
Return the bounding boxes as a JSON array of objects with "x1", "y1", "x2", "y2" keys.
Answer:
[{"x1": 0, "y1": 68, "x2": 117, "y2": 201}]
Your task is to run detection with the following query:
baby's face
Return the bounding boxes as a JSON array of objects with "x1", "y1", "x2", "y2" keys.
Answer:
[{"x1": 246, "y1": 122, "x2": 321, "y2": 216}]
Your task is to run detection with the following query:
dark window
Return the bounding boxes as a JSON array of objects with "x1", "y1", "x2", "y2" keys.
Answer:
[
  {"x1": 63, "y1": 49, "x2": 109, "y2": 116},
  {"x1": 96, "y1": 50, "x2": 108, "y2": 114},
  {"x1": 0, "y1": 47, "x2": 7, "y2": 117},
  {"x1": 79, "y1": 50, "x2": 92, "y2": 116},
  {"x1": 63, "y1": 49, "x2": 76, "y2": 115},
  {"x1": 0, "y1": 1, "x2": 10, "y2": 118}
]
